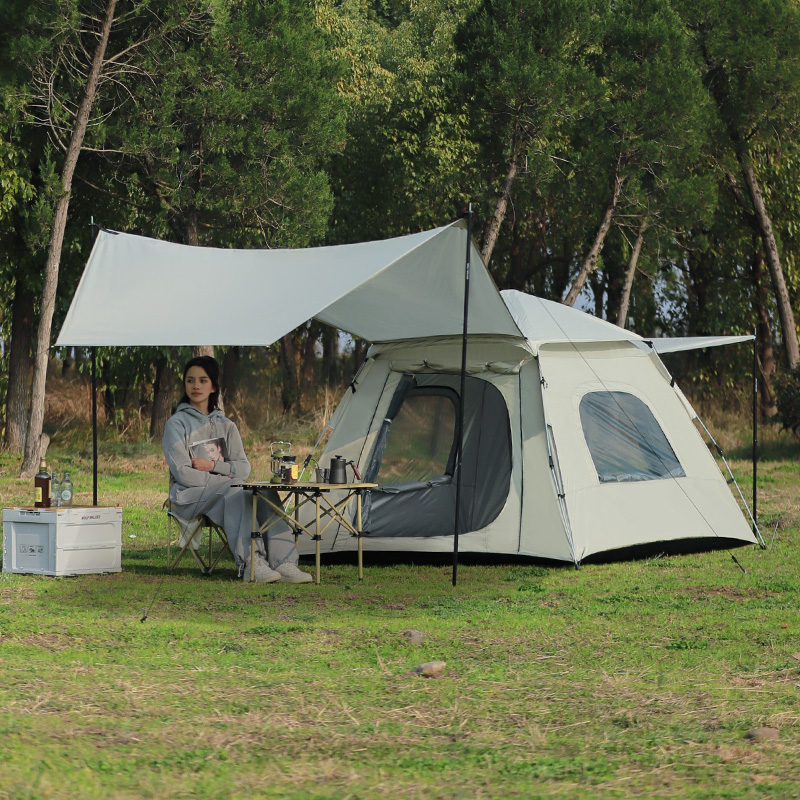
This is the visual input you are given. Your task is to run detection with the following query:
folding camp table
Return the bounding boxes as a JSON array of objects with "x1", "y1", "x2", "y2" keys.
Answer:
[{"x1": 233, "y1": 481, "x2": 377, "y2": 584}]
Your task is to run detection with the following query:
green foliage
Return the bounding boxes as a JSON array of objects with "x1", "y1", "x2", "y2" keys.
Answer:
[
  {"x1": 0, "y1": 95, "x2": 33, "y2": 222},
  {"x1": 4, "y1": 0, "x2": 800, "y2": 439},
  {"x1": 94, "y1": 0, "x2": 346, "y2": 248},
  {"x1": 320, "y1": 0, "x2": 479, "y2": 241}
]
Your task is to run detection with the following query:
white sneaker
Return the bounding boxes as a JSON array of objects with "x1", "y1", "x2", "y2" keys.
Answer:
[
  {"x1": 243, "y1": 557, "x2": 281, "y2": 584},
  {"x1": 274, "y1": 562, "x2": 313, "y2": 584}
]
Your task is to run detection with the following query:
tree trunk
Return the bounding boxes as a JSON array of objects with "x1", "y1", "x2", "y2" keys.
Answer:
[
  {"x1": 102, "y1": 359, "x2": 115, "y2": 423},
  {"x1": 753, "y1": 250, "x2": 778, "y2": 419},
  {"x1": 563, "y1": 167, "x2": 624, "y2": 307},
  {"x1": 481, "y1": 152, "x2": 520, "y2": 266},
  {"x1": 3, "y1": 282, "x2": 34, "y2": 452},
  {"x1": 279, "y1": 334, "x2": 300, "y2": 414},
  {"x1": 21, "y1": 0, "x2": 119, "y2": 477},
  {"x1": 740, "y1": 161, "x2": 799, "y2": 370},
  {"x1": 321, "y1": 327, "x2": 339, "y2": 386},
  {"x1": 616, "y1": 218, "x2": 647, "y2": 328},
  {"x1": 301, "y1": 329, "x2": 317, "y2": 391},
  {"x1": 221, "y1": 346, "x2": 240, "y2": 419},
  {"x1": 150, "y1": 353, "x2": 176, "y2": 440}
]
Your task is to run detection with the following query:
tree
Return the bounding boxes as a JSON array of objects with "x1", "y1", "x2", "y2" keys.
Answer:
[
  {"x1": 563, "y1": 0, "x2": 713, "y2": 309},
  {"x1": 96, "y1": 0, "x2": 344, "y2": 250},
  {"x1": 84, "y1": 0, "x2": 346, "y2": 416},
  {"x1": 677, "y1": 0, "x2": 800, "y2": 369},
  {"x1": 453, "y1": 0, "x2": 599, "y2": 266},
  {"x1": 19, "y1": 0, "x2": 118, "y2": 476},
  {"x1": 319, "y1": 0, "x2": 478, "y2": 243}
]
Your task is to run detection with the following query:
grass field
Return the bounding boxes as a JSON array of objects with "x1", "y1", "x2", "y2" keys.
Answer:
[{"x1": 0, "y1": 425, "x2": 799, "y2": 799}]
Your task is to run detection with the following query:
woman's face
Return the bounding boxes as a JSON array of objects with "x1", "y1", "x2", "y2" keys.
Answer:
[{"x1": 185, "y1": 366, "x2": 216, "y2": 412}]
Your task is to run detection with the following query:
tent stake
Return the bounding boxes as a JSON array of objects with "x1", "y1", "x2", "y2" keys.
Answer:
[{"x1": 452, "y1": 205, "x2": 472, "y2": 587}]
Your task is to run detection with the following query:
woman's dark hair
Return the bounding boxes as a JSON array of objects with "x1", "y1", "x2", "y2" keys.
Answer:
[{"x1": 179, "y1": 355, "x2": 221, "y2": 412}]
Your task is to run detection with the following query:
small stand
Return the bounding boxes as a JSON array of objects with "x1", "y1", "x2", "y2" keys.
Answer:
[{"x1": 233, "y1": 482, "x2": 377, "y2": 584}]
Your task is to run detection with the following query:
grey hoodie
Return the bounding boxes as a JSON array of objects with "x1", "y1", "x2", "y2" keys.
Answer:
[{"x1": 162, "y1": 402, "x2": 251, "y2": 511}]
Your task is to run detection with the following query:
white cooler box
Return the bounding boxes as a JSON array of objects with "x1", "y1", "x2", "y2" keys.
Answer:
[{"x1": 2, "y1": 506, "x2": 122, "y2": 576}]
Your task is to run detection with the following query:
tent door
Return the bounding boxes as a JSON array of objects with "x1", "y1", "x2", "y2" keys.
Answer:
[{"x1": 364, "y1": 373, "x2": 512, "y2": 538}]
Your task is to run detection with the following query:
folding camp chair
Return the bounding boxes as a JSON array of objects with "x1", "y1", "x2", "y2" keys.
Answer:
[{"x1": 164, "y1": 498, "x2": 233, "y2": 575}]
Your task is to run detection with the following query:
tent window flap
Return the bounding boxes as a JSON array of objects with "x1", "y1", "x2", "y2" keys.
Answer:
[{"x1": 579, "y1": 391, "x2": 685, "y2": 483}]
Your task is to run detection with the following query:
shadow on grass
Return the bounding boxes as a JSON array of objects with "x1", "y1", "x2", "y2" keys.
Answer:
[
  {"x1": 581, "y1": 535, "x2": 756, "y2": 565},
  {"x1": 123, "y1": 539, "x2": 760, "y2": 577},
  {"x1": 123, "y1": 546, "x2": 579, "y2": 576},
  {"x1": 123, "y1": 547, "x2": 240, "y2": 580}
]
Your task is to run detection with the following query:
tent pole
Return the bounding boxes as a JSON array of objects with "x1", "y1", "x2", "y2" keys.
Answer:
[
  {"x1": 452, "y1": 205, "x2": 473, "y2": 587},
  {"x1": 752, "y1": 328, "x2": 758, "y2": 534}
]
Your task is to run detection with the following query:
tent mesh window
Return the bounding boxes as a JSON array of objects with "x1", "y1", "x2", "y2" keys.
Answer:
[
  {"x1": 579, "y1": 390, "x2": 685, "y2": 483},
  {"x1": 377, "y1": 389, "x2": 457, "y2": 485}
]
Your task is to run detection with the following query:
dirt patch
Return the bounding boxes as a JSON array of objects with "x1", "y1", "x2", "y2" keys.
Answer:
[
  {"x1": 11, "y1": 634, "x2": 73, "y2": 651},
  {"x1": 681, "y1": 586, "x2": 771, "y2": 601},
  {"x1": 0, "y1": 587, "x2": 37, "y2": 604}
]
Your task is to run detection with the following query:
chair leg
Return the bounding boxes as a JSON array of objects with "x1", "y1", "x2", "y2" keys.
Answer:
[
  {"x1": 204, "y1": 520, "x2": 234, "y2": 575},
  {"x1": 166, "y1": 513, "x2": 234, "y2": 576},
  {"x1": 167, "y1": 513, "x2": 212, "y2": 574}
]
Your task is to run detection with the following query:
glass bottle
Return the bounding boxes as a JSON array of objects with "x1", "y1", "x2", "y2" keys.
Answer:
[
  {"x1": 51, "y1": 472, "x2": 61, "y2": 507},
  {"x1": 34, "y1": 459, "x2": 51, "y2": 508},
  {"x1": 60, "y1": 472, "x2": 74, "y2": 507}
]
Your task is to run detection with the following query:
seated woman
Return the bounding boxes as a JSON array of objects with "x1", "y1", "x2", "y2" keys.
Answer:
[{"x1": 162, "y1": 355, "x2": 312, "y2": 584}]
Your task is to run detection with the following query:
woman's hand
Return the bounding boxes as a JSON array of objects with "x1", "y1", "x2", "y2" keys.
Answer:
[{"x1": 191, "y1": 457, "x2": 216, "y2": 472}]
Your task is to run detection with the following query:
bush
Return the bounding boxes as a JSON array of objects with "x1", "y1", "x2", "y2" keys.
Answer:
[{"x1": 775, "y1": 366, "x2": 800, "y2": 433}]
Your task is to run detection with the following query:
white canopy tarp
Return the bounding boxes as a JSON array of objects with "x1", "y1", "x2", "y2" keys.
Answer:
[
  {"x1": 56, "y1": 220, "x2": 522, "y2": 347},
  {"x1": 57, "y1": 222, "x2": 752, "y2": 353},
  {"x1": 501, "y1": 290, "x2": 752, "y2": 353}
]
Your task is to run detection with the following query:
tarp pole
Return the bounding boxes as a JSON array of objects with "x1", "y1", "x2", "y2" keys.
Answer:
[
  {"x1": 92, "y1": 345, "x2": 98, "y2": 506},
  {"x1": 90, "y1": 217, "x2": 99, "y2": 507},
  {"x1": 452, "y1": 206, "x2": 472, "y2": 587},
  {"x1": 752, "y1": 328, "x2": 758, "y2": 534}
]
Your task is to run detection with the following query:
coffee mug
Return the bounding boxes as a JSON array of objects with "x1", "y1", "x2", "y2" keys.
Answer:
[{"x1": 315, "y1": 467, "x2": 329, "y2": 483}]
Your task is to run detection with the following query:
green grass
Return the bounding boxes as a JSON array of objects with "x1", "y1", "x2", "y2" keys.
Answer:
[{"x1": 1, "y1": 433, "x2": 799, "y2": 799}]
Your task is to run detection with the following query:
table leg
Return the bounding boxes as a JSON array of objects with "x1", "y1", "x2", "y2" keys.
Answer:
[
  {"x1": 315, "y1": 492, "x2": 321, "y2": 585},
  {"x1": 357, "y1": 490, "x2": 363, "y2": 581}
]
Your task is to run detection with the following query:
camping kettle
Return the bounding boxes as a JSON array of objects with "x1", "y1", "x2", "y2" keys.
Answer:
[{"x1": 329, "y1": 455, "x2": 348, "y2": 485}]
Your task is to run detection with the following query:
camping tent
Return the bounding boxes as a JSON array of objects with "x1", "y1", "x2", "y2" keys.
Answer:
[
  {"x1": 297, "y1": 291, "x2": 758, "y2": 564},
  {"x1": 56, "y1": 219, "x2": 759, "y2": 564}
]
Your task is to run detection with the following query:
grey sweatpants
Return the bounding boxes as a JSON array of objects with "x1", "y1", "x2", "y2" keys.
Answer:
[{"x1": 181, "y1": 483, "x2": 298, "y2": 570}]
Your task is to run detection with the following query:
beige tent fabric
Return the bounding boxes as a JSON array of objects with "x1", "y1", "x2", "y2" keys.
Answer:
[
  {"x1": 297, "y1": 336, "x2": 755, "y2": 563},
  {"x1": 537, "y1": 342, "x2": 756, "y2": 558}
]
